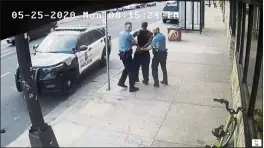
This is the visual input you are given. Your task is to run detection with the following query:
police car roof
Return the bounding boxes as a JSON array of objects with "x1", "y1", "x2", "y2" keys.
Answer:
[
  {"x1": 49, "y1": 31, "x2": 81, "y2": 36},
  {"x1": 54, "y1": 25, "x2": 105, "y2": 32}
]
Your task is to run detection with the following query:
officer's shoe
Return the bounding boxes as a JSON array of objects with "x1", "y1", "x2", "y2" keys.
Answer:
[
  {"x1": 160, "y1": 81, "x2": 168, "y2": 85},
  {"x1": 142, "y1": 80, "x2": 148, "y2": 85},
  {"x1": 153, "y1": 83, "x2": 159, "y2": 88},
  {"x1": 129, "y1": 87, "x2": 139, "y2": 92},
  {"x1": 118, "y1": 83, "x2": 128, "y2": 88}
]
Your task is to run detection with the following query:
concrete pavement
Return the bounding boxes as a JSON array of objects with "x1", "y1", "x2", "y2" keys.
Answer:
[
  {"x1": 1, "y1": 4, "x2": 166, "y2": 146},
  {"x1": 8, "y1": 6, "x2": 233, "y2": 147}
]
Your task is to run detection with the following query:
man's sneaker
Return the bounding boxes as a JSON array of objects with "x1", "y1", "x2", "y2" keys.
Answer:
[
  {"x1": 118, "y1": 83, "x2": 128, "y2": 88},
  {"x1": 153, "y1": 83, "x2": 159, "y2": 88},
  {"x1": 160, "y1": 81, "x2": 168, "y2": 85},
  {"x1": 135, "y1": 78, "x2": 140, "y2": 82},
  {"x1": 142, "y1": 80, "x2": 148, "y2": 85},
  {"x1": 129, "y1": 87, "x2": 139, "y2": 92}
]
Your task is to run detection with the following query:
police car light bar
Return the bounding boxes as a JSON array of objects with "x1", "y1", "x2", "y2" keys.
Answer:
[{"x1": 54, "y1": 27, "x2": 87, "y2": 32}]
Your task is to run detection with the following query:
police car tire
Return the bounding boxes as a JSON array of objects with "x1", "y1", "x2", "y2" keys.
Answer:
[
  {"x1": 62, "y1": 71, "x2": 76, "y2": 97},
  {"x1": 99, "y1": 54, "x2": 107, "y2": 67},
  {"x1": 99, "y1": 47, "x2": 110, "y2": 67},
  {"x1": 163, "y1": 19, "x2": 167, "y2": 23}
]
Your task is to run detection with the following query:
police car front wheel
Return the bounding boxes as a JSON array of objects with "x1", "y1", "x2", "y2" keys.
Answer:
[{"x1": 62, "y1": 71, "x2": 77, "y2": 96}]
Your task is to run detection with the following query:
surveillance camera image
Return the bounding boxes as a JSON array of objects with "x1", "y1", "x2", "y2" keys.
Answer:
[{"x1": 1, "y1": 0, "x2": 263, "y2": 147}]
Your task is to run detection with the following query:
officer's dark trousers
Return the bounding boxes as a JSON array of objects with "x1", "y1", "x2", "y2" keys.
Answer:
[
  {"x1": 134, "y1": 51, "x2": 150, "y2": 82},
  {"x1": 118, "y1": 50, "x2": 135, "y2": 87},
  {"x1": 152, "y1": 51, "x2": 168, "y2": 85}
]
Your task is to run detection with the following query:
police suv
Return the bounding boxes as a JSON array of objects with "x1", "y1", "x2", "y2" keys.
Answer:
[
  {"x1": 162, "y1": 4, "x2": 179, "y2": 24},
  {"x1": 15, "y1": 25, "x2": 111, "y2": 96}
]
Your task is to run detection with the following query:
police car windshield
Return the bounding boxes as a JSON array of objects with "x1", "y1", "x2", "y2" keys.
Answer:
[
  {"x1": 37, "y1": 35, "x2": 78, "y2": 53},
  {"x1": 163, "y1": 6, "x2": 178, "y2": 11}
]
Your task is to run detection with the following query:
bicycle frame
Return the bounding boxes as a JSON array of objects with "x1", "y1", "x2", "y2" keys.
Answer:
[{"x1": 211, "y1": 114, "x2": 235, "y2": 148}]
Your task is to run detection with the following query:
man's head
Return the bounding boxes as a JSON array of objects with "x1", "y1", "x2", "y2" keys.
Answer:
[
  {"x1": 141, "y1": 22, "x2": 148, "y2": 30},
  {"x1": 153, "y1": 27, "x2": 160, "y2": 35},
  {"x1": 124, "y1": 22, "x2": 132, "y2": 32}
]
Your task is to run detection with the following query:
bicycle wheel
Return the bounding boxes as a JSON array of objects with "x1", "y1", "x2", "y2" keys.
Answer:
[{"x1": 222, "y1": 117, "x2": 238, "y2": 147}]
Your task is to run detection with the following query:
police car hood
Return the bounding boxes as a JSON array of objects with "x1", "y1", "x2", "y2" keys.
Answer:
[{"x1": 31, "y1": 52, "x2": 74, "y2": 67}]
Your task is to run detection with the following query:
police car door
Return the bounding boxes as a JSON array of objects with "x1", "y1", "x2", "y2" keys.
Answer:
[
  {"x1": 88, "y1": 29, "x2": 105, "y2": 63},
  {"x1": 76, "y1": 33, "x2": 90, "y2": 74}
]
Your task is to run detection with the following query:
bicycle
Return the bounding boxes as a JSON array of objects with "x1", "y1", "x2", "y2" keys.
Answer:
[{"x1": 205, "y1": 98, "x2": 244, "y2": 148}]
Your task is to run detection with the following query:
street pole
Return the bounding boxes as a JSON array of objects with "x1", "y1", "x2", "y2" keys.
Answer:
[
  {"x1": 104, "y1": 11, "x2": 110, "y2": 90},
  {"x1": 15, "y1": 33, "x2": 59, "y2": 147}
]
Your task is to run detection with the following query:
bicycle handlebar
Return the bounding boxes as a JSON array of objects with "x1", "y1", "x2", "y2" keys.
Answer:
[{"x1": 213, "y1": 98, "x2": 244, "y2": 114}]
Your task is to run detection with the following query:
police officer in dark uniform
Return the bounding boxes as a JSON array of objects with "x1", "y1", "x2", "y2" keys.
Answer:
[
  {"x1": 139, "y1": 27, "x2": 168, "y2": 87},
  {"x1": 132, "y1": 22, "x2": 153, "y2": 85},
  {"x1": 117, "y1": 22, "x2": 139, "y2": 92}
]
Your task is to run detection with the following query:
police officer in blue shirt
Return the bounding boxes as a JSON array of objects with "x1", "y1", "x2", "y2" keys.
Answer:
[
  {"x1": 140, "y1": 27, "x2": 168, "y2": 87},
  {"x1": 117, "y1": 22, "x2": 139, "y2": 92}
]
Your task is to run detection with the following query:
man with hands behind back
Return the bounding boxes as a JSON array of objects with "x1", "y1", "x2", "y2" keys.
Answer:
[
  {"x1": 132, "y1": 22, "x2": 153, "y2": 85},
  {"x1": 139, "y1": 27, "x2": 168, "y2": 87}
]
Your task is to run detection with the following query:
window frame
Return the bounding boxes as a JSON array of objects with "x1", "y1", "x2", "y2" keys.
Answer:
[{"x1": 233, "y1": 0, "x2": 263, "y2": 147}]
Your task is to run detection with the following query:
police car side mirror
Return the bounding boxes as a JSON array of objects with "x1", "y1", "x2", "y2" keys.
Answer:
[
  {"x1": 72, "y1": 47, "x2": 77, "y2": 53},
  {"x1": 80, "y1": 45, "x2": 88, "y2": 51},
  {"x1": 32, "y1": 44, "x2": 39, "y2": 50}
]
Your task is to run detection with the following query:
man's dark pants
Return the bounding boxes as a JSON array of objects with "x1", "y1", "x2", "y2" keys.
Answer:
[
  {"x1": 151, "y1": 50, "x2": 168, "y2": 85},
  {"x1": 134, "y1": 51, "x2": 150, "y2": 82},
  {"x1": 118, "y1": 50, "x2": 135, "y2": 87}
]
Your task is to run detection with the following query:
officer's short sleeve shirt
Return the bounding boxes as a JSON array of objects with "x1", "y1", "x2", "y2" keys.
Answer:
[
  {"x1": 119, "y1": 30, "x2": 134, "y2": 52},
  {"x1": 151, "y1": 33, "x2": 166, "y2": 51}
]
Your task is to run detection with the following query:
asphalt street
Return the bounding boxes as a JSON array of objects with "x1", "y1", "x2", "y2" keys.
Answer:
[{"x1": 1, "y1": 3, "x2": 166, "y2": 146}]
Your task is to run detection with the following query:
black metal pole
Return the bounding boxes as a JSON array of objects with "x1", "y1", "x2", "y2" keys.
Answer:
[
  {"x1": 202, "y1": 0, "x2": 205, "y2": 29},
  {"x1": 229, "y1": 0, "x2": 233, "y2": 32},
  {"x1": 192, "y1": 1, "x2": 194, "y2": 30},
  {"x1": 235, "y1": 1, "x2": 242, "y2": 53},
  {"x1": 15, "y1": 34, "x2": 59, "y2": 147},
  {"x1": 232, "y1": 0, "x2": 237, "y2": 36},
  {"x1": 200, "y1": 1, "x2": 202, "y2": 34},
  {"x1": 238, "y1": 3, "x2": 247, "y2": 64},
  {"x1": 184, "y1": 1, "x2": 186, "y2": 29},
  {"x1": 242, "y1": 4, "x2": 254, "y2": 83}
]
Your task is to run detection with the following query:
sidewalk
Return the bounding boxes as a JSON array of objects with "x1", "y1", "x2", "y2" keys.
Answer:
[{"x1": 8, "y1": 7, "x2": 232, "y2": 147}]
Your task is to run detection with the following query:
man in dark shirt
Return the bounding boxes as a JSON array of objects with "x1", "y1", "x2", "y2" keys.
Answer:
[
  {"x1": 132, "y1": 22, "x2": 153, "y2": 85},
  {"x1": 139, "y1": 27, "x2": 168, "y2": 87}
]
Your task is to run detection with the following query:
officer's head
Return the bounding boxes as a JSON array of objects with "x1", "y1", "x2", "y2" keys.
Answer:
[
  {"x1": 153, "y1": 27, "x2": 160, "y2": 36},
  {"x1": 124, "y1": 22, "x2": 132, "y2": 32},
  {"x1": 141, "y1": 22, "x2": 148, "y2": 30}
]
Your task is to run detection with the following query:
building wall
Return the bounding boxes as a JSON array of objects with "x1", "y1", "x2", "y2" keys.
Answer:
[
  {"x1": 219, "y1": 1, "x2": 246, "y2": 147},
  {"x1": 231, "y1": 56, "x2": 246, "y2": 147}
]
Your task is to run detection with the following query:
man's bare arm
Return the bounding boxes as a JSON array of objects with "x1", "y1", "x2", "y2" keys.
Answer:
[
  {"x1": 142, "y1": 31, "x2": 153, "y2": 48},
  {"x1": 140, "y1": 44, "x2": 152, "y2": 51},
  {"x1": 132, "y1": 30, "x2": 139, "y2": 38}
]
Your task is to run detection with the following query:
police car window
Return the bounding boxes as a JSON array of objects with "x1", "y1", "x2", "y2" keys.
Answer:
[
  {"x1": 94, "y1": 30, "x2": 104, "y2": 39},
  {"x1": 36, "y1": 35, "x2": 78, "y2": 53},
  {"x1": 98, "y1": 28, "x2": 105, "y2": 35},
  {"x1": 90, "y1": 30, "x2": 104, "y2": 41},
  {"x1": 79, "y1": 34, "x2": 88, "y2": 47},
  {"x1": 86, "y1": 30, "x2": 99, "y2": 44},
  {"x1": 163, "y1": 6, "x2": 178, "y2": 11}
]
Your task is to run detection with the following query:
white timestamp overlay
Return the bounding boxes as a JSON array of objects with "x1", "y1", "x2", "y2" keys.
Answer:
[
  {"x1": 252, "y1": 139, "x2": 262, "y2": 147},
  {"x1": 11, "y1": 11, "x2": 178, "y2": 20}
]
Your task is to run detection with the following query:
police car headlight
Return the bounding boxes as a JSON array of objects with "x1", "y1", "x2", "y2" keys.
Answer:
[{"x1": 50, "y1": 63, "x2": 64, "y2": 76}]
